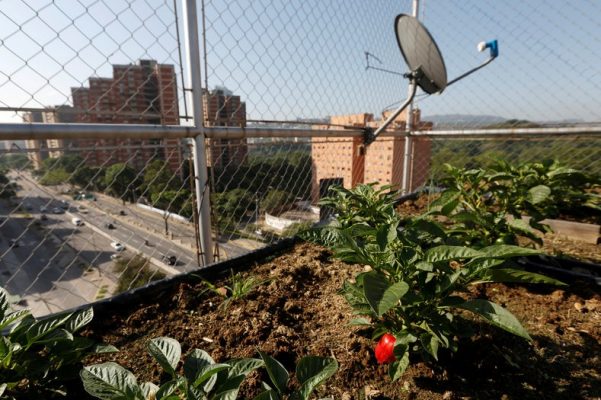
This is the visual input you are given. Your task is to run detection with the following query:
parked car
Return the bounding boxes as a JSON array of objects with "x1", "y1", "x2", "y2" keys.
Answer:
[
  {"x1": 52, "y1": 207, "x2": 63, "y2": 214},
  {"x1": 60, "y1": 200, "x2": 70, "y2": 209},
  {"x1": 39, "y1": 206, "x2": 47, "y2": 212},
  {"x1": 119, "y1": 210, "x2": 127, "y2": 216},
  {"x1": 78, "y1": 206, "x2": 89, "y2": 214},
  {"x1": 71, "y1": 217, "x2": 83, "y2": 226},
  {"x1": 110, "y1": 242, "x2": 125, "y2": 252},
  {"x1": 110, "y1": 254, "x2": 121, "y2": 261},
  {"x1": 161, "y1": 255, "x2": 177, "y2": 266},
  {"x1": 105, "y1": 223, "x2": 115, "y2": 229},
  {"x1": 40, "y1": 214, "x2": 48, "y2": 221}
]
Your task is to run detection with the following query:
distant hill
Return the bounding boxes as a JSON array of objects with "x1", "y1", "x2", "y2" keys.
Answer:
[{"x1": 424, "y1": 114, "x2": 506, "y2": 129}]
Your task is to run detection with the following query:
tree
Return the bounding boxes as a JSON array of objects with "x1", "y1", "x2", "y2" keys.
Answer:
[
  {"x1": 140, "y1": 160, "x2": 180, "y2": 199},
  {"x1": 103, "y1": 163, "x2": 139, "y2": 203},
  {"x1": 261, "y1": 189, "x2": 294, "y2": 214},
  {"x1": 0, "y1": 172, "x2": 16, "y2": 198}
]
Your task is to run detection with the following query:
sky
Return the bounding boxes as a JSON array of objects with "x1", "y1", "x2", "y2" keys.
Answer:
[{"x1": 1, "y1": 0, "x2": 600, "y2": 126}]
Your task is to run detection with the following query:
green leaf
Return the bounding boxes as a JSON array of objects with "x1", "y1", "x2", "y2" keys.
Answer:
[
  {"x1": 192, "y1": 363, "x2": 230, "y2": 388},
  {"x1": 147, "y1": 337, "x2": 181, "y2": 377},
  {"x1": 0, "y1": 288, "x2": 9, "y2": 320},
  {"x1": 376, "y1": 222, "x2": 398, "y2": 250},
  {"x1": 388, "y1": 346, "x2": 410, "y2": 381},
  {"x1": 156, "y1": 378, "x2": 185, "y2": 400},
  {"x1": 25, "y1": 313, "x2": 72, "y2": 347},
  {"x1": 425, "y1": 246, "x2": 482, "y2": 263},
  {"x1": 212, "y1": 374, "x2": 245, "y2": 400},
  {"x1": 0, "y1": 309, "x2": 30, "y2": 331},
  {"x1": 457, "y1": 299, "x2": 532, "y2": 341},
  {"x1": 441, "y1": 198, "x2": 459, "y2": 216},
  {"x1": 253, "y1": 389, "x2": 280, "y2": 400},
  {"x1": 184, "y1": 349, "x2": 216, "y2": 391},
  {"x1": 506, "y1": 218, "x2": 536, "y2": 235},
  {"x1": 80, "y1": 362, "x2": 143, "y2": 400},
  {"x1": 430, "y1": 189, "x2": 459, "y2": 210},
  {"x1": 527, "y1": 185, "x2": 551, "y2": 204},
  {"x1": 474, "y1": 268, "x2": 567, "y2": 286},
  {"x1": 259, "y1": 352, "x2": 289, "y2": 395},
  {"x1": 227, "y1": 358, "x2": 264, "y2": 377},
  {"x1": 363, "y1": 272, "x2": 408, "y2": 317},
  {"x1": 349, "y1": 318, "x2": 371, "y2": 326},
  {"x1": 92, "y1": 343, "x2": 119, "y2": 354},
  {"x1": 420, "y1": 334, "x2": 439, "y2": 361},
  {"x1": 140, "y1": 382, "x2": 159, "y2": 399},
  {"x1": 475, "y1": 245, "x2": 539, "y2": 259},
  {"x1": 296, "y1": 356, "x2": 338, "y2": 400},
  {"x1": 185, "y1": 385, "x2": 204, "y2": 400},
  {"x1": 34, "y1": 328, "x2": 73, "y2": 345},
  {"x1": 65, "y1": 308, "x2": 94, "y2": 333}
]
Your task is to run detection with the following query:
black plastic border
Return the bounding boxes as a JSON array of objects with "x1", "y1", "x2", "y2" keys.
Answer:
[
  {"x1": 518, "y1": 255, "x2": 601, "y2": 286},
  {"x1": 63, "y1": 237, "x2": 298, "y2": 319}
]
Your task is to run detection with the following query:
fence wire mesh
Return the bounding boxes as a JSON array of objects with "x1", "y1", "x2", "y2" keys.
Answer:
[{"x1": 1, "y1": 1, "x2": 601, "y2": 316}]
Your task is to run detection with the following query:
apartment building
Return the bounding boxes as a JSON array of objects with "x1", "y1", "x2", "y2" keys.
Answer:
[
  {"x1": 202, "y1": 88, "x2": 247, "y2": 169},
  {"x1": 311, "y1": 108, "x2": 432, "y2": 202},
  {"x1": 70, "y1": 59, "x2": 181, "y2": 173},
  {"x1": 22, "y1": 105, "x2": 75, "y2": 169}
]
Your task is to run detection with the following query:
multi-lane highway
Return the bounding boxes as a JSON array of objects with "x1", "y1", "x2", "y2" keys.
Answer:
[{"x1": 0, "y1": 171, "x2": 265, "y2": 315}]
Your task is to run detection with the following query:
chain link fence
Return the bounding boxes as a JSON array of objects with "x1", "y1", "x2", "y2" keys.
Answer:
[{"x1": 1, "y1": 0, "x2": 600, "y2": 315}]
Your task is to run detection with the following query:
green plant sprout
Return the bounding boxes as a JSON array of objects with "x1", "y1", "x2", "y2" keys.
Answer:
[{"x1": 203, "y1": 271, "x2": 269, "y2": 310}]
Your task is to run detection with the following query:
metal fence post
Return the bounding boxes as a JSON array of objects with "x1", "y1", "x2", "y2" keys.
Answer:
[
  {"x1": 401, "y1": 0, "x2": 419, "y2": 194},
  {"x1": 182, "y1": 0, "x2": 214, "y2": 265}
]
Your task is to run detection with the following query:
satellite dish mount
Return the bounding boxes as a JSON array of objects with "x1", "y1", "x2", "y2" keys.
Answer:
[{"x1": 365, "y1": 14, "x2": 499, "y2": 145}]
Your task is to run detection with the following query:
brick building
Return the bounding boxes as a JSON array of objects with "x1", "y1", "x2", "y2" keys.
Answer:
[
  {"x1": 70, "y1": 59, "x2": 181, "y2": 173},
  {"x1": 311, "y1": 108, "x2": 432, "y2": 202},
  {"x1": 202, "y1": 88, "x2": 247, "y2": 169},
  {"x1": 23, "y1": 105, "x2": 75, "y2": 169}
]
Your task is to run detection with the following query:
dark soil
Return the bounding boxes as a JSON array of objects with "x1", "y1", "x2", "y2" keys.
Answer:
[{"x1": 81, "y1": 242, "x2": 601, "y2": 400}]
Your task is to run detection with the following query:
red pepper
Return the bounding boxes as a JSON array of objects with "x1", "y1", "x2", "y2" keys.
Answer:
[{"x1": 374, "y1": 333, "x2": 396, "y2": 364}]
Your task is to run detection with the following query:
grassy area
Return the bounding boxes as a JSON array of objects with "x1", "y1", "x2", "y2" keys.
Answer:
[{"x1": 113, "y1": 254, "x2": 165, "y2": 294}]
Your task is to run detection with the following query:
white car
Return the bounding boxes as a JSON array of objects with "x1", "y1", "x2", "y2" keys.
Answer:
[
  {"x1": 110, "y1": 254, "x2": 121, "y2": 260},
  {"x1": 110, "y1": 241, "x2": 125, "y2": 252}
]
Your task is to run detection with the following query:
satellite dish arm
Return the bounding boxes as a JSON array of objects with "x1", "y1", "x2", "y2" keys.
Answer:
[
  {"x1": 446, "y1": 40, "x2": 499, "y2": 89},
  {"x1": 366, "y1": 78, "x2": 418, "y2": 144}
]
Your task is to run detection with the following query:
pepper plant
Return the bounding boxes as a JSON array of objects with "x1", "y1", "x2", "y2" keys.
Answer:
[
  {"x1": 0, "y1": 286, "x2": 116, "y2": 399},
  {"x1": 434, "y1": 161, "x2": 601, "y2": 247},
  {"x1": 432, "y1": 164, "x2": 545, "y2": 247},
  {"x1": 486, "y1": 159, "x2": 601, "y2": 219},
  {"x1": 317, "y1": 184, "x2": 564, "y2": 380},
  {"x1": 81, "y1": 336, "x2": 338, "y2": 400}
]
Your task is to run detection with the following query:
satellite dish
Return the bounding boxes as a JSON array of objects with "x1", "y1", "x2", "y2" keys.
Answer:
[
  {"x1": 395, "y1": 14, "x2": 447, "y2": 94},
  {"x1": 365, "y1": 13, "x2": 498, "y2": 144}
]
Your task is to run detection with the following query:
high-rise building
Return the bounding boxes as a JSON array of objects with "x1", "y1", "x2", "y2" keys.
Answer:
[
  {"x1": 202, "y1": 88, "x2": 247, "y2": 169},
  {"x1": 311, "y1": 108, "x2": 432, "y2": 203},
  {"x1": 22, "y1": 106, "x2": 75, "y2": 169},
  {"x1": 70, "y1": 60, "x2": 181, "y2": 173}
]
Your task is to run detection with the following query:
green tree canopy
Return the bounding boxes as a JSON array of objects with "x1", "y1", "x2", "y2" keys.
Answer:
[
  {"x1": 140, "y1": 160, "x2": 181, "y2": 198},
  {"x1": 261, "y1": 189, "x2": 295, "y2": 214},
  {"x1": 103, "y1": 163, "x2": 139, "y2": 202}
]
